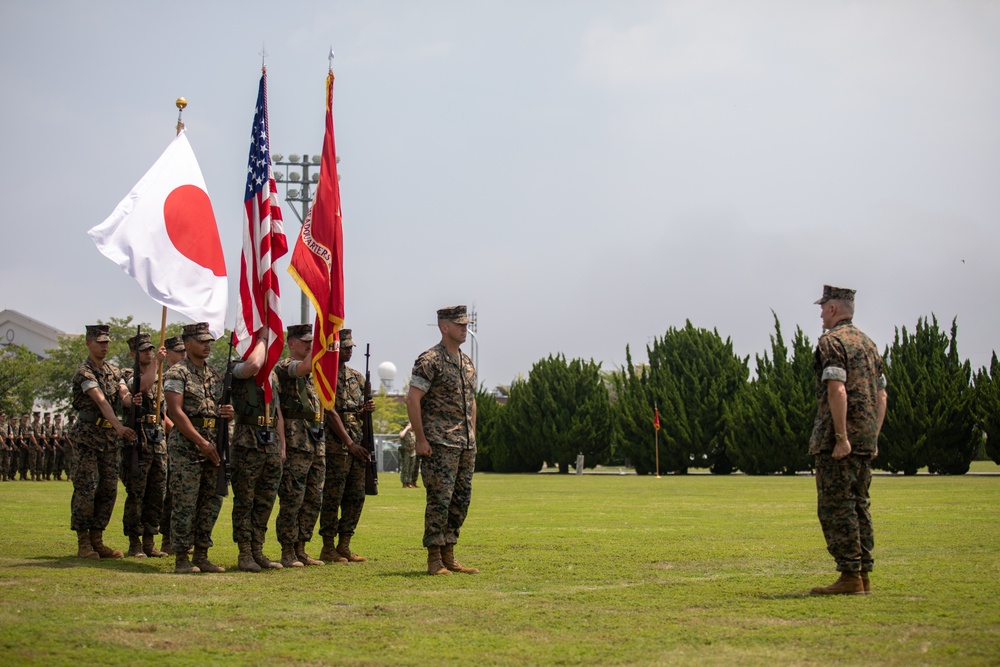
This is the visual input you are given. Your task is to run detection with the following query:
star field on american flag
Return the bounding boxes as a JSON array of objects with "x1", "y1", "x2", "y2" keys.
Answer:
[{"x1": 244, "y1": 101, "x2": 272, "y2": 200}]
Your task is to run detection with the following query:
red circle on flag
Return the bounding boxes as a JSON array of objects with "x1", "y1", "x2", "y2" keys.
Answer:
[{"x1": 163, "y1": 185, "x2": 226, "y2": 277}]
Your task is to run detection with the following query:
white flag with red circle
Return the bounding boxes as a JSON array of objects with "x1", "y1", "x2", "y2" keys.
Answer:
[{"x1": 88, "y1": 130, "x2": 228, "y2": 337}]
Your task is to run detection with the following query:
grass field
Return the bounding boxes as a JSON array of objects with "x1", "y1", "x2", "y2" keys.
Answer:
[{"x1": 1, "y1": 467, "x2": 998, "y2": 666}]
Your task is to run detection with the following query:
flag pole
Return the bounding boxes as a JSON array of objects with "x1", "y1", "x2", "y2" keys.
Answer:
[
  {"x1": 153, "y1": 96, "x2": 188, "y2": 426},
  {"x1": 654, "y1": 403, "x2": 661, "y2": 479}
]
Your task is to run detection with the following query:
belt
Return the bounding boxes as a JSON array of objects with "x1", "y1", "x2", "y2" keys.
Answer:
[
  {"x1": 188, "y1": 417, "x2": 217, "y2": 429},
  {"x1": 77, "y1": 411, "x2": 114, "y2": 429},
  {"x1": 140, "y1": 414, "x2": 158, "y2": 425},
  {"x1": 233, "y1": 414, "x2": 275, "y2": 428},
  {"x1": 285, "y1": 410, "x2": 322, "y2": 423}
]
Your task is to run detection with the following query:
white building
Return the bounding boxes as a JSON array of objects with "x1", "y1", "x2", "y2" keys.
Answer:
[{"x1": 0, "y1": 309, "x2": 64, "y2": 359}]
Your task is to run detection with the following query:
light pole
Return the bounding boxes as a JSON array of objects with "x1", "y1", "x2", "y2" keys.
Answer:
[{"x1": 271, "y1": 152, "x2": 337, "y2": 324}]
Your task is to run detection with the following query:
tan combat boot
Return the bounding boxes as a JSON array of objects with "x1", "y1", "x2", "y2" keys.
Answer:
[
  {"x1": 251, "y1": 541, "x2": 283, "y2": 570},
  {"x1": 237, "y1": 542, "x2": 261, "y2": 573},
  {"x1": 174, "y1": 553, "x2": 201, "y2": 574},
  {"x1": 280, "y1": 543, "x2": 304, "y2": 568},
  {"x1": 336, "y1": 534, "x2": 367, "y2": 563},
  {"x1": 320, "y1": 535, "x2": 347, "y2": 563},
  {"x1": 441, "y1": 543, "x2": 479, "y2": 574},
  {"x1": 427, "y1": 546, "x2": 451, "y2": 576},
  {"x1": 160, "y1": 533, "x2": 171, "y2": 555},
  {"x1": 192, "y1": 546, "x2": 225, "y2": 573},
  {"x1": 89, "y1": 530, "x2": 123, "y2": 559},
  {"x1": 142, "y1": 534, "x2": 168, "y2": 558},
  {"x1": 127, "y1": 536, "x2": 147, "y2": 558},
  {"x1": 861, "y1": 571, "x2": 871, "y2": 594},
  {"x1": 77, "y1": 531, "x2": 100, "y2": 560},
  {"x1": 810, "y1": 571, "x2": 864, "y2": 595},
  {"x1": 295, "y1": 541, "x2": 324, "y2": 566}
]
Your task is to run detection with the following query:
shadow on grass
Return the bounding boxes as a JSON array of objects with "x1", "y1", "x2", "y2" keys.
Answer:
[
  {"x1": 375, "y1": 570, "x2": 448, "y2": 579},
  {"x1": 10, "y1": 555, "x2": 163, "y2": 573}
]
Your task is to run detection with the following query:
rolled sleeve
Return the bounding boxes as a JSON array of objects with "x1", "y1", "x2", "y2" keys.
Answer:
[
  {"x1": 80, "y1": 379, "x2": 100, "y2": 393},
  {"x1": 821, "y1": 366, "x2": 847, "y2": 383},
  {"x1": 410, "y1": 374, "x2": 431, "y2": 393}
]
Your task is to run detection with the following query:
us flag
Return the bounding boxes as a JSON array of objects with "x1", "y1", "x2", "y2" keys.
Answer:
[{"x1": 233, "y1": 68, "x2": 288, "y2": 402}]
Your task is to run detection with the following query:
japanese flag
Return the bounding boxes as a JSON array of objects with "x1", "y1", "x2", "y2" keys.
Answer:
[{"x1": 88, "y1": 130, "x2": 227, "y2": 336}]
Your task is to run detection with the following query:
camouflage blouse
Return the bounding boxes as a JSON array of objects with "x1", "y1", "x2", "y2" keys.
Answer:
[
  {"x1": 809, "y1": 320, "x2": 887, "y2": 456},
  {"x1": 409, "y1": 343, "x2": 476, "y2": 450},
  {"x1": 230, "y1": 367, "x2": 282, "y2": 454},
  {"x1": 163, "y1": 358, "x2": 225, "y2": 454},
  {"x1": 275, "y1": 357, "x2": 323, "y2": 454},
  {"x1": 70, "y1": 357, "x2": 125, "y2": 451},
  {"x1": 121, "y1": 366, "x2": 167, "y2": 454}
]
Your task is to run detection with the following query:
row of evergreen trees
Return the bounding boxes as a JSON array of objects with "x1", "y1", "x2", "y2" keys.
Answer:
[{"x1": 474, "y1": 315, "x2": 1000, "y2": 475}]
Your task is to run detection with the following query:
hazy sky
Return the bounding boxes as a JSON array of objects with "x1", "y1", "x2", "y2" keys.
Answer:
[{"x1": 2, "y1": 0, "x2": 998, "y2": 389}]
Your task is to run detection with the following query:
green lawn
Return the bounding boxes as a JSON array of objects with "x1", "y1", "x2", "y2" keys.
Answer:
[{"x1": 1, "y1": 470, "x2": 998, "y2": 666}]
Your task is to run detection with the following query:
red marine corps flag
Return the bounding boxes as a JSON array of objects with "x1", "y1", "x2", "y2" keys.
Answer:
[
  {"x1": 654, "y1": 406, "x2": 661, "y2": 431},
  {"x1": 288, "y1": 66, "x2": 345, "y2": 409},
  {"x1": 234, "y1": 68, "x2": 288, "y2": 402}
]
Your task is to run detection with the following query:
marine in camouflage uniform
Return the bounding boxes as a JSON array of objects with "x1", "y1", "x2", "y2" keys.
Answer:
[
  {"x1": 70, "y1": 324, "x2": 138, "y2": 560},
  {"x1": 120, "y1": 333, "x2": 170, "y2": 558},
  {"x1": 64, "y1": 414, "x2": 78, "y2": 481},
  {"x1": 52, "y1": 413, "x2": 66, "y2": 481},
  {"x1": 162, "y1": 323, "x2": 234, "y2": 574},
  {"x1": 398, "y1": 423, "x2": 419, "y2": 488},
  {"x1": 808, "y1": 285, "x2": 888, "y2": 596},
  {"x1": 319, "y1": 330, "x2": 375, "y2": 564},
  {"x1": 0, "y1": 414, "x2": 9, "y2": 481},
  {"x1": 159, "y1": 335, "x2": 187, "y2": 555},
  {"x1": 30, "y1": 412, "x2": 44, "y2": 481},
  {"x1": 406, "y1": 306, "x2": 479, "y2": 575},
  {"x1": 230, "y1": 332, "x2": 286, "y2": 573},
  {"x1": 274, "y1": 324, "x2": 326, "y2": 568},
  {"x1": 19, "y1": 414, "x2": 36, "y2": 480}
]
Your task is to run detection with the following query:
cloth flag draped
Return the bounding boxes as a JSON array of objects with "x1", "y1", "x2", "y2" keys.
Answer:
[
  {"x1": 233, "y1": 70, "x2": 288, "y2": 402},
  {"x1": 88, "y1": 131, "x2": 227, "y2": 336},
  {"x1": 288, "y1": 71, "x2": 345, "y2": 410},
  {"x1": 654, "y1": 406, "x2": 661, "y2": 432}
]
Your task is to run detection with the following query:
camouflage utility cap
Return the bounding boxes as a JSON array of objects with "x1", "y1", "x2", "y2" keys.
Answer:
[
  {"x1": 437, "y1": 305, "x2": 471, "y2": 324},
  {"x1": 86, "y1": 324, "x2": 111, "y2": 342},
  {"x1": 287, "y1": 324, "x2": 313, "y2": 341},
  {"x1": 340, "y1": 329, "x2": 356, "y2": 348},
  {"x1": 182, "y1": 322, "x2": 214, "y2": 342},
  {"x1": 165, "y1": 336, "x2": 186, "y2": 352},
  {"x1": 814, "y1": 285, "x2": 856, "y2": 305},
  {"x1": 127, "y1": 332, "x2": 154, "y2": 352}
]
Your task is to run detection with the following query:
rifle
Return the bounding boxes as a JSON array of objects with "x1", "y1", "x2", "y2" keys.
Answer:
[
  {"x1": 215, "y1": 333, "x2": 234, "y2": 497},
  {"x1": 362, "y1": 344, "x2": 379, "y2": 496},
  {"x1": 125, "y1": 325, "x2": 144, "y2": 483}
]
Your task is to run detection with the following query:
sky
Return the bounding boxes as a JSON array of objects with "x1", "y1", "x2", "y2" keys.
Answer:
[{"x1": 1, "y1": 0, "x2": 998, "y2": 390}]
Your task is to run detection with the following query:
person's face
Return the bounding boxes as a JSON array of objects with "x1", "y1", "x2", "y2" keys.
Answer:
[
  {"x1": 340, "y1": 344, "x2": 354, "y2": 364},
  {"x1": 441, "y1": 320, "x2": 468, "y2": 346},
  {"x1": 166, "y1": 349, "x2": 186, "y2": 367},
  {"x1": 86, "y1": 338, "x2": 109, "y2": 360},
  {"x1": 138, "y1": 348, "x2": 154, "y2": 365},
  {"x1": 820, "y1": 301, "x2": 836, "y2": 330},
  {"x1": 288, "y1": 337, "x2": 310, "y2": 360},
  {"x1": 186, "y1": 338, "x2": 212, "y2": 361}
]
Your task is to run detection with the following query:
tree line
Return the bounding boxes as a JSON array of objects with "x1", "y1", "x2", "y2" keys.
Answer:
[{"x1": 473, "y1": 315, "x2": 1000, "y2": 475}]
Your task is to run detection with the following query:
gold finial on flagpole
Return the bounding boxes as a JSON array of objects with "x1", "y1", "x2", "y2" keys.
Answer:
[{"x1": 175, "y1": 97, "x2": 187, "y2": 135}]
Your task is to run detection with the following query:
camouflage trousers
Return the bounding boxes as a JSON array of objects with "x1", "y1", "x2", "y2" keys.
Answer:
[
  {"x1": 421, "y1": 444, "x2": 476, "y2": 548},
  {"x1": 815, "y1": 453, "x2": 874, "y2": 573},
  {"x1": 400, "y1": 448, "x2": 420, "y2": 486},
  {"x1": 231, "y1": 444, "x2": 282, "y2": 544},
  {"x1": 71, "y1": 445, "x2": 120, "y2": 532},
  {"x1": 319, "y1": 450, "x2": 366, "y2": 538},
  {"x1": 168, "y1": 441, "x2": 222, "y2": 553},
  {"x1": 276, "y1": 448, "x2": 325, "y2": 545},
  {"x1": 19, "y1": 448, "x2": 33, "y2": 479},
  {"x1": 122, "y1": 449, "x2": 166, "y2": 538}
]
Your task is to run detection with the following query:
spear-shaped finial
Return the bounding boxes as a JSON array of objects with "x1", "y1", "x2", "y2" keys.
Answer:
[
  {"x1": 175, "y1": 97, "x2": 187, "y2": 135},
  {"x1": 328, "y1": 46, "x2": 335, "y2": 71},
  {"x1": 261, "y1": 42, "x2": 268, "y2": 70}
]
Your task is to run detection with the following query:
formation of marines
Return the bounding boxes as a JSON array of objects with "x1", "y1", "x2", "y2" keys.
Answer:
[
  {"x1": 28, "y1": 305, "x2": 481, "y2": 576},
  {"x1": 1, "y1": 410, "x2": 74, "y2": 482}
]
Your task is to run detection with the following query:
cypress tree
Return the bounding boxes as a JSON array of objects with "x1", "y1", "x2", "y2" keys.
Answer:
[
  {"x1": 724, "y1": 314, "x2": 813, "y2": 474},
  {"x1": 880, "y1": 316, "x2": 977, "y2": 475},
  {"x1": 974, "y1": 353, "x2": 1000, "y2": 465}
]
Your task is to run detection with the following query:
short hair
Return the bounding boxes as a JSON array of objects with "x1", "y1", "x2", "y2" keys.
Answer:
[{"x1": 832, "y1": 298, "x2": 855, "y2": 317}]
